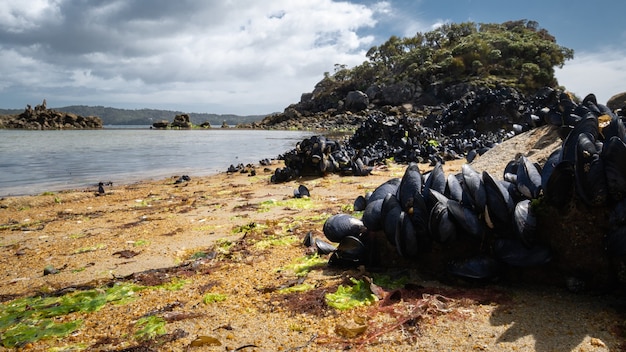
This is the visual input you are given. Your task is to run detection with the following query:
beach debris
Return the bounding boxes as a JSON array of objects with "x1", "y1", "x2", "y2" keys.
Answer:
[{"x1": 174, "y1": 175, "x2": 191, "y2": 184}]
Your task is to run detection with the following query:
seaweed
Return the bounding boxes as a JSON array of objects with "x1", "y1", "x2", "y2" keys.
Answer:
[
  {"x1": 0, "y1": 283, "x2": 141, "y2": 348},
  {"x1": 324, "y1": 278, "x2": 377, "y2": 310}
]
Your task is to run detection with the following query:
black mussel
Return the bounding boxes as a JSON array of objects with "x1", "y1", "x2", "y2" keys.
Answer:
[
  {"x1": 516, "y1": 155, "x2": 542, "y2": 199},
  {"x1": 428, "y1": 192, "x2": 457, "y2": 244},
  {"x1": 369, "y1": 178, "x2": 401, "y2": 203},
  {"x1": 561, "y1": 113, "x2": 599, "y2": 163},
  {"x1": 513, "y1": 199, "x2": 536, "y2": 247},
  {"x1": 446, "y1": 198, "x2": 484, "y2": 241},
  {"x1": 445, "y1": 173, "x2": 464, "y2": 203},
  {"x1": 466, "y1": 149, "x2": 478, "y2": 163},
  {"x1": 482, "y1": 171, "x2": 514, "y2": 231},
  {"x1": 606, "y1": 226, "x2": 626, "y2": 257},
  {"x1": 503, "y1": 159, "x2": 519, "y2": 179},
  {"x1": 395, "y1": 211, "x2": 420, "y2": 259},
  {"x1": 397, "y1": 162, "x2": 424, "y2": 211},
  {"x1": 461, "y1": 164, "x2": 486, "y2": 211},
  {"x1": 423, "y1": 162, "x2": 447, "y2": 201},
  {"x1": 447, "y1": 255, "x2": 499, "y2": 280},
  {"x1": 601, "y1": 136, "x2": 626, "y2": 202},
  {"x1": 540, "y1": 148, "x2": 562, "y2": 192},
  {"x1": 382, "y1": 193, "x2": 403, "y2": 245},
  {"x1": 303, "y1": 231, "x2": 313, "y2": 247},
  {"x1": 362, "y1": 198, "x2": 384, "y2": 231},
  {"x1": 493, "y1": 238, "x2": 551, "y2": 267},
  {"x1": 543, "y1": 161, "x2": 575, "y2": 210},
  {"x1": 319, "y1": 154, "x2": 336, "y2": 174},
  {"x1": 314, "y1": 238, "x2": 337, "y2": 255},
  {"x1": 323, "y1": 214, "x2": 366, "y2": 243},
  {"x1": 353, "y1": 195, "x2": 367, "y2": 212},
  {"x1": 328, "y1": 235, "x2": 367, "y2": 267},
  {"x1": 575, "y1": 132, "x2": 607, "y2": 206},
  {"x1": 293, "y1": 184, "x2": 310, "y2": 198},
  {"x1": 352, "y1": 157, "x2": 372, "y2": 176}
]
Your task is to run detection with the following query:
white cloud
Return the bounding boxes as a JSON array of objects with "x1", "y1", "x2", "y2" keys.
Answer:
[
  {"x1": 0, "y1": 0, "x2": 383, "y2": 114},
  {"x1": 556, "y1": 48, "x2": 626, "y2": 104}
]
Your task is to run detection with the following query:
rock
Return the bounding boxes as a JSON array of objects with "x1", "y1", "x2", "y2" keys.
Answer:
[
  {"x1": 171, "y1": 114, "x2": 191, "y2": 128},
  {"x1": 199, "y1": 121, "x2": 211, "y2": 128},
  {"x1": 381, "y1": 82, "x2": 417, "y2": 105},
  {"x1": 0, "y1": 100, "x2": 102, "y2": 130},
  {"x1": 344, "y1": 90, "x2": 369, "y2": 112},
  {"x1": 607, "y1": 92, "x2": 626, "y2": 111},
  {"x1": 152, "y1": 120, "x2": 170, "y2": 129}
]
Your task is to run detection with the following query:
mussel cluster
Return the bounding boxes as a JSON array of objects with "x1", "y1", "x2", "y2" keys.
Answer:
[
  {"x1": 271, "y1": 135, "x2": 373, "y2": 183},
  {"x1": 271, "y1": 86, "x2": 554, "y2": 183},
  {"x1": 319, "y1": 91, "x2": 626, "y2": 288}
]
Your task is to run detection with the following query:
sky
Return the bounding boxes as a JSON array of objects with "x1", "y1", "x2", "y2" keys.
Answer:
[{"x1": 1, "y1": 0, "x2": 625, "y2": 115}]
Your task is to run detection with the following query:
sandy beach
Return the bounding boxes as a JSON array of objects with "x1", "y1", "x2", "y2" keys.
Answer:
[{"x1": 0, "y1": 156, "x2": 623, "y2": 351}]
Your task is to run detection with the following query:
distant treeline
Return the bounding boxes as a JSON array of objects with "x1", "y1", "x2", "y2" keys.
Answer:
[{"x1": 0, "y1": 106, "x2": 267, "y2": 126}]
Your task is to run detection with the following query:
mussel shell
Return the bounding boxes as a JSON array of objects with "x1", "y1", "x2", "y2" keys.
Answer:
[
  {"x1": 302, "y1": 231, "x2": 313, "y2": 247},
  {"x1": 446, "y1": 198, "x2": 484, "y2": 241},
  {"x1": 294, "y1": 184, "x2": 310, "y2": 198},
  {"x1": 369, "y1": 178, "x2": 401, "y2": 203},
  {"x1": 466, "y1": 149, "x2": 478, "y2": 163},
  {"x1": 561, "y1": 113, "x2": 599, "y2": 163},
  {"x1": 447, "y1": 255, "x2": 499, "y2": 280},
  {"x1": 493, "y1": 238, "x2": 551, "y2": 267},
  {"x1": 353, "y1": 195, "x2": 367, "y2": 212},
  {"x1": 395, "y1": 211, "x2": 419, "y2": 259},
  {"x1": 482, "y1": 171, "x2": 514, "y2": 231},
  {"x1": 540, "y1": 148, "x2": 562, "y2": 192},
  {"x1": 575, "y1": 132, "x2": 607, "y2": 206},
  {"x1": 382, "y1": 193, "x2": 403, "y2": 245},
  {"x1": 516, "y1": 155, "x2": 542, "y2": 199},
  {"x1": 422, "y1": 162, "x2": 447, "y2": 201},
  {"x1": 352, "y1": 157, "x2": 372, "y2": 176},
  {"x1": 503, "y1": 159, "x2": 519, "y2": 180},
  {"x1": 314, "y1": 238, "x2": 337, "y2": 255},
  {"x1": 323, "y1": 214, "x2": 366, "y2": 243},
  {"x1": 543, "y1": 161, "x2": 575, "y2": 210},
  {"x1": 461, "y1": 164, "x2": 486, "y2": 211},
  {"x1": 397, "y1": 162, "x2": 424, "y2": 211},
  {"x1": 601, "y1": 136, "x2": 626, "y2": 202},
  {"x1": 600, "y1": 114, "x2": 626, "y2": 142},
  {"x1": 428, "y1": 199, "x2": 457, "y2": 244},
  {"x1": 328, "y1": 235, "x2": 367, "y2": 267},
  {"x1": 362, "y1": 198, "x2": 384, "y2": 231},
  {"x1": 445, "y1": 173, "x2": 464, "y2": 203},
  {"x1": 513, "y1": 199, "x2": 536, "y2": 247}
]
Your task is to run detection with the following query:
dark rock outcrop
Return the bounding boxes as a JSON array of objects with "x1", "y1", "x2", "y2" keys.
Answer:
[
  {"x1": 0, "y1": 100, "x2": 102, "y2": 129},
  {"x1": 152, "y1": 120, "x2": 170, "y2": 129},
  {"x1": 171, "y1": 114, "x2": 191, "y2": 128}
]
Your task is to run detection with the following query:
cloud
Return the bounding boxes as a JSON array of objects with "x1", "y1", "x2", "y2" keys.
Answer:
[
  {"x1": 0, "y1": 0, "x2": 386, "y2": 114},
  {"x1": 556, "y1": 47, "x2": 626, "y2": 104}
]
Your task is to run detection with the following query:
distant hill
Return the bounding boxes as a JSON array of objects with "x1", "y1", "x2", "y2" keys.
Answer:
[{"x1": 0, "y1": 106, "x2": 267, "y2": 126}]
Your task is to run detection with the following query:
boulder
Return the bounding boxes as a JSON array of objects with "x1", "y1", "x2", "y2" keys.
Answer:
[
  {"x1": 152, "y1": 120, "x2": 170, "y2": 129},
  {"x1": 344, "y1": 90, "x2": 369, "y2": 112},
  {"x1": 171, "y1": 114, "x2": 191, "y2": 128},
  {"x1": 607, "y1": 92, "x2": 626, "y2": 111}
]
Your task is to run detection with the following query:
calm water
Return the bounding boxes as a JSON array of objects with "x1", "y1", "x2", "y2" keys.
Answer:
[{"x1": 0, "y1": 127, "x2": 314, "y2": 196}]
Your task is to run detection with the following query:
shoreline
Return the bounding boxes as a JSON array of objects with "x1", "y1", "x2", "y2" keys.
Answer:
[{"x1": 0, "y1": 159, "x2": 621, "y2": 351}]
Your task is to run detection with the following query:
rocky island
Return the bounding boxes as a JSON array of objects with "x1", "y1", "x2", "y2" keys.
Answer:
[{"x1": 0, "y1": 99, "x2": 103, "y2": 130}]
